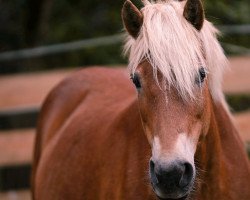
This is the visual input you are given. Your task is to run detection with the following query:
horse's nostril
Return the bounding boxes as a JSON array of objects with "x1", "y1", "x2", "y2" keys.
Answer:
[
  {"x1": 179, "y1": 162, "x2": 193, "y2": 188},
  {"x1": 149, "y1": 160, "x2": 194, "y2": 200},
  {"x1": 149, "y1": 160, "x2": 158, "y2": 184},
  {"x1": 150, "y1": 160, "x2": 194, "y2": 190},
  {"x1": 150, "y1": 160, "x2": 155, "y2": 170}
]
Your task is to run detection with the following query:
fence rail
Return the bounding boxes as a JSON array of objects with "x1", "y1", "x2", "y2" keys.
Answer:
[
  {"x1": 0, "y1": 34, "x2": 124, "y2": 62},
  {"x1": 0, "y1": 24, "x2": 250, "y2": 62},
  {"x1": 222, "y1": 43, "x2": 250, "y2": 55},
  {"x1": 219, "y1": 24, "x2": 250, "y2": 35}
]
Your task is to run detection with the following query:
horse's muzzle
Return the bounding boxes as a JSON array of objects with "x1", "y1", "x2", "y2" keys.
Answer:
[{"x1": 149, "y1": 159, "x2": 194, "y2": 199}]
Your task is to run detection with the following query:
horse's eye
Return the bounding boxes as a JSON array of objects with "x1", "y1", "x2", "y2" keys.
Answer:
[
  {"x1": 130, "y1": 74, "x2": 141, "y2": 89},
  {"x1": 196, "y1": 67, "x2": 206, "y2": 84}
]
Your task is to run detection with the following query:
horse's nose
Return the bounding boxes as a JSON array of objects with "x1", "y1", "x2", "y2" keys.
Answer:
[{"x1": 149, "y1": 159, "x2": 194, "y2": 192}]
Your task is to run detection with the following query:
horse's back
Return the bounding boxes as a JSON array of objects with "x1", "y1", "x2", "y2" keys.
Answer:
[{"x1": 33, "y1": 67, "x2": 152, "y2": 199}]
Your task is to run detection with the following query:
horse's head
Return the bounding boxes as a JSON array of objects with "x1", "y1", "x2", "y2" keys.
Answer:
[
  {"x1": 122, "y1": 0, "x2": 227, "y2": 199},
  {"x1": 131, "y1": 60, "x2": 211, "y2": 199}
]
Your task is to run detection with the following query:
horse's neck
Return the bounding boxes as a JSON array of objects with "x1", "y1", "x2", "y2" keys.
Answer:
[{"x1": 195, "y1": 100, "x2": 250, "y2": 199}]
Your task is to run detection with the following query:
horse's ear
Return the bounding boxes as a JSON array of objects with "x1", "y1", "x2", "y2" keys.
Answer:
[
  {"x1": 122, "y1": 0, "x2": 143, "y2": 38},
  {"x1": 183, "y1": 0, "x2": 204, "y2": 31}
]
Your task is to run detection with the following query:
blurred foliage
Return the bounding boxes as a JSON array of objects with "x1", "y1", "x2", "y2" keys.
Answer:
[
  {"x1": 204, "y1": 0, "x2": 250, "y2": 53},
  {"x1": 204, "y1": 0, "x2": 250, "y2": 25},
  {"x1": 0, "y1": 0, "x2": 249, "y2": 74},
  {"x1": 226, "y1": 94, "x2": 250, "y2": 113}
]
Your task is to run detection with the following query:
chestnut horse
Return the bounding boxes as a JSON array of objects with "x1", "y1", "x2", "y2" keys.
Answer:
[{"x1": 32, "y1": 0, "x2": 250, "y2": 199}]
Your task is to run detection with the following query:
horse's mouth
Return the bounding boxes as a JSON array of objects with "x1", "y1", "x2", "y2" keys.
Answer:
[
  {"x1": 152, "y1": 183, "x2": 190, "y2": 200},
  {"x1": 156, "y1": 195, "x2": 188, "y2": 200}
]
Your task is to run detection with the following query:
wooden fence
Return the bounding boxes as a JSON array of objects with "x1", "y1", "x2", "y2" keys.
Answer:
[{"x1": 0, "y1": 25, "x2": 250, "y2": 192}]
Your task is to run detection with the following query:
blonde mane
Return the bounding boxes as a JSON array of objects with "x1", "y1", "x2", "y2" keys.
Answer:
[{"x1": 124, "y1": 0, "x2": 228, "y2": 101}]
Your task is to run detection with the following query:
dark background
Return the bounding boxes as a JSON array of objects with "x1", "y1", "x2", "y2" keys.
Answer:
[{"x1": 0, "y1": 0, "x2": 249, "y2": 74}]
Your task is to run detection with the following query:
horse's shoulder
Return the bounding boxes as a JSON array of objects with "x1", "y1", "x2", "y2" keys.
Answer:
[
  {"x1": 50, "y1": 67, "x2": 128, "y2": 95},
  {"x1": 36, "y1": 67, "x2": 132, "y2": 149},
  {"x1": 33, "y1": 67, "x2": 137, "y2": 193}
]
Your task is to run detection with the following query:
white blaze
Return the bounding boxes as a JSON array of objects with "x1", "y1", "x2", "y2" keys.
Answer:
[{"x1": 152, "y1": 134, "x2": 195, "y2": 165}]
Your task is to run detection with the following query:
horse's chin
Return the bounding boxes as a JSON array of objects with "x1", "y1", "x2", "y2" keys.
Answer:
[
  {"x1": 156, "y1": 192, "x2": 188, "y2": 200},
  {"x1": 152, "y1": 185, "x2": 190, "y2": 200},
  {"x1": 157, "y1": 196, "x2": 188, "y2": 200}
]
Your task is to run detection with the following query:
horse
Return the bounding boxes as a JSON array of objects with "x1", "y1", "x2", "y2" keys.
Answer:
[{"x1": 32, "y1": 0, "x2": 250, "y2": 199}]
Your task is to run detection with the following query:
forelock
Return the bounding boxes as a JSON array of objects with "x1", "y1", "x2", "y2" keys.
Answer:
[{"x1": 123, "y1": 0, "x2": 227, "y2": 101}]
